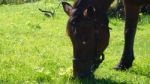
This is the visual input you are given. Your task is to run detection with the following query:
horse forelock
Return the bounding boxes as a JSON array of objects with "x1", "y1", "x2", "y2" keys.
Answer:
[
  {"x1": 73, "y1": 0, "x2": 88, "y2": 8},
  {"x1": 73, "y1": 0, "x2": 93, "y2": 16}
]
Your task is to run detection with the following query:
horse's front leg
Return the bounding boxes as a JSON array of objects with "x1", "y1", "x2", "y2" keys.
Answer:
[{"x1": 115, "y1": 1, "x2": 140, "y2": 70}]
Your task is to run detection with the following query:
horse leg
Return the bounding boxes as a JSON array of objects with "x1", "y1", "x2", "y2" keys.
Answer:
[{"x1": 115, "y1": 1, "x2": 140, "y2": 70}]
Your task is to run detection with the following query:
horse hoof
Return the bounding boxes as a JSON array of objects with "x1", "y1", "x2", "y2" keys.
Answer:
[
  {"x1": 113, "y1": 65, "x2": 127, "y2": 71},
  {"x1": 114, "y1": 55, "x2": 134, "y2": 71},
  {"x1": 113, "y1": 64, "x2": 132, "y2": 71}
]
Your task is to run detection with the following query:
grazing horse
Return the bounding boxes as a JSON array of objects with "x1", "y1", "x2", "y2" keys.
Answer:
[{"x1": 62, "y1": 0, "x2": 150, "y2": 78}]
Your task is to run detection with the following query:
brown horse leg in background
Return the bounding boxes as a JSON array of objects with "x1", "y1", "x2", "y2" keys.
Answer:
[{"x1": 115, "y1": 0, "x2": 140, "y2": 70}]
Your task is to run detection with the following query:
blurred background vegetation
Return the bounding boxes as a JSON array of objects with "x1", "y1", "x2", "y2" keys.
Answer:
[
  {"x1": 0, "y1": 0, "x2": 74, "y2": 4},
  {"x1": 0, "y1": 0, "x2": 149, "y2": 18},
  {"x1": 0, "y1": 0, "x2": 38, "y2": 4}
]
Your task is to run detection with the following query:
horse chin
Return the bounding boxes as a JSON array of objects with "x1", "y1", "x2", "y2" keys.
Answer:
[{"x1": 73, "y1": 56, "x2": 95, "y2": 78}]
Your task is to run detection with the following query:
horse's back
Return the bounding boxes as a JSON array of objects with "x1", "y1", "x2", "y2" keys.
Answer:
[{"x1": 124, "y1": 0, "x2": 150, "y2": 5}]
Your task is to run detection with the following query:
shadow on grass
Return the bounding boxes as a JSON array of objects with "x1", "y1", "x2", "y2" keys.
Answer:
[{"x1": 71, "y1": 76, "x2": 127, "y2": 84}]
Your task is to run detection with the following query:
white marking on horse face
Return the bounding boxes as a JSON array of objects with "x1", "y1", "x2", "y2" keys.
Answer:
[{"x1": 82, "y1": 41, "x2": 86, "y2": 45}]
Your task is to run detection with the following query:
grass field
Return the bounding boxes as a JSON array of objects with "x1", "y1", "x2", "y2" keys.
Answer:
[{"x1": 0, "y1": 1, "x2": 149, "y2": 84}]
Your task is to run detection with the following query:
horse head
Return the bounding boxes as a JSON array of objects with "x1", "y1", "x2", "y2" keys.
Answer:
[{"x1": 62, "y1": 1, "x2": 110, "y2": 78}]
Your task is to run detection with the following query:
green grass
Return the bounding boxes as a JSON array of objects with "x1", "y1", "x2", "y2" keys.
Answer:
[{"x1": 0, "y1": 1, "x2": 149, "y2": 84}]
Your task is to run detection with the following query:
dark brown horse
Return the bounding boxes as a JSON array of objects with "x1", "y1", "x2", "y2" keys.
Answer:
[{"x1": 62, "y1": 0, "x2": 150, "y2": 78}]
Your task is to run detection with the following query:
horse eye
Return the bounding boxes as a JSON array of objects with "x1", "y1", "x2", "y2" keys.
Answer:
[{"x1": 71, "y1": 21, "x2": 77, "y2": 26}]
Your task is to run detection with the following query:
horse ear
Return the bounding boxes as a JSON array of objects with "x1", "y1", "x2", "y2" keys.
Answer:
[{"x1": 62, "y1": 2, "x2": 73, "y2": 16}]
